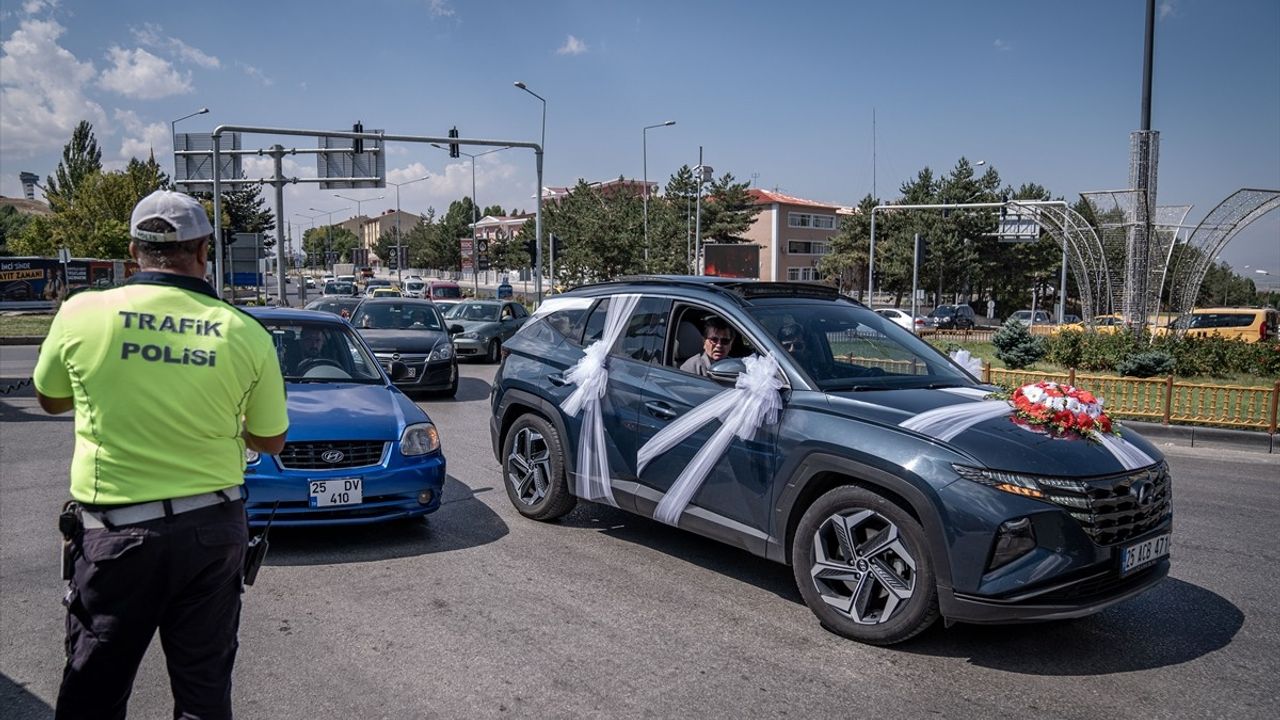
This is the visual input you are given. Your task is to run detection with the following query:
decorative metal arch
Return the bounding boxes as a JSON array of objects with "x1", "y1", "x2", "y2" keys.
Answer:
[
  {"x1": 1167, "y1": 188, "x2": 1280, "y2": 321},
  {"x1": 1079, "y1": 190, "x2": 1192, "y2": 321},
  {"x1": 1008, "y1": 201, "x2": 1111, "y2": 323}
]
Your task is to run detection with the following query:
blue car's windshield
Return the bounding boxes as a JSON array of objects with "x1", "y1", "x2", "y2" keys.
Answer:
[
  {"x1": 445, "y1": 302, "x2": 499, "y2": 322},
  {"x1": 748, "y1": 302, "x2": 975, "y2": 391},
  {"x1": 263, "y1": 321, "x2": 384, "y2": 384}
]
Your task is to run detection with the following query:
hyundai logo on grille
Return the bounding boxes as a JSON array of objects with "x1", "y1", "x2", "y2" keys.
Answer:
[
  {"x1": 321, "y1": 450, "x2": 345, "y2": 464},
  {"x1": 1132, "y1": 480, "x2": 1154, "y2": 507}
]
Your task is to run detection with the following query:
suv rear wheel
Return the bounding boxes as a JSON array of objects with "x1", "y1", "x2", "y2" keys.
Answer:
[
  {"x1": 791, "y1": 486, "x2": 939, "y2": 645},
  {"x1": 502, "y1": 413, "x2": 576, "y2": 521}
]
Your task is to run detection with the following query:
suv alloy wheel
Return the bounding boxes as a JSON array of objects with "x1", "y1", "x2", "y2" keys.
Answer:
[
  {"x1": 792, "y1": 486, "x2": 939, "y2": 645},
  {"x1": 502, "y1": 414, "x2": 576, "y2": 520}
]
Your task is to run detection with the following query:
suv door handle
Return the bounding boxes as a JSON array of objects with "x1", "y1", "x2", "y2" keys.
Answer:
[
  {"x1": 645, "y1": 401, "x2": 679, "y2": 420},
  {"x1": 547, "y1": 373, "x2": 568, "y2": 387}
]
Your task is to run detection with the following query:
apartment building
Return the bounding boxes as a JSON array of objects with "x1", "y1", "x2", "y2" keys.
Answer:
[{"x1": 740, "y1": 189, "x2": 844, "y2": 281}]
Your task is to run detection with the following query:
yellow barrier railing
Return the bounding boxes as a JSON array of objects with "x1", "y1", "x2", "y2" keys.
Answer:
[{"x1": 985, "y1": 366, "x2": 1279, "y2": 433}]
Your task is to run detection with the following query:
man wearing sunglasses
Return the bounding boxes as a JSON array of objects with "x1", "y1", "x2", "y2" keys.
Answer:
[{"x1": 680, "y1": 316, "x2": 736, "y2": 376}]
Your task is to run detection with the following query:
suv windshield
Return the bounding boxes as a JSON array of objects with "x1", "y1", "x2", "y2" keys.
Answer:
[
  {"x1": 351, "y1": 302, "x2": 444, "y2": 330},
  {"x1": 929, "y1": 306, "x2": 956, "y2": 317},
  {"x1": 748, "y1": 302, "x2": 973, "y2": 391},
  {"x1": 445, "y1": 302, "x2": 499, "y2": 322},
  {"x1": 263, "y1": 321, "x2": 384, "y2": 383}
]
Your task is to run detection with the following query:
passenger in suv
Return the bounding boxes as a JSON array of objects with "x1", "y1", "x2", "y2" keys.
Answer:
[{"x1": 490, "y1": 278, "x2": 1171, "y2": 645}]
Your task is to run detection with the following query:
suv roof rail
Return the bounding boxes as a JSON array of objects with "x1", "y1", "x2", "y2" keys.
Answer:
[{"x1": 577, "y1": 275, "x2": 862, "y2": 306}]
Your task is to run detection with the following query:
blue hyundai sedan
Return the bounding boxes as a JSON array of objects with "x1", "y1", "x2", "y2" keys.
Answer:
[{"x1": 243, "y1": 308, "x2": 446, "y2": 526}]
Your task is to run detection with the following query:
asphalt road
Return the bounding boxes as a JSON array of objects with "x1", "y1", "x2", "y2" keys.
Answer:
[{"x1": 2, "y1": 344, "x2": 1278, "y2": 719}]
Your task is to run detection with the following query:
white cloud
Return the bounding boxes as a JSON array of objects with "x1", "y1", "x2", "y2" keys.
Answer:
[
  {"x1": 0, "y1": 19, "x2": 106, "y2": 155},
  {"x1": 114, "y1": 108, "x2": 170, "y2": 163},
  {"x1": 100, "y1": 46, "x2": 191, "y2": 99},
  {"x1": 131, "y1": 23, "x2": 221, "y2": 69},
  {"x1": 556, "y1": 35, "x2": 588, "y2": 56},
  {"x1": 993, "y1": 38, "x2": 1011, "y2": 51},
  {"x1": 1158, "y1": 1, "x2": 1177, "y2": 20},
  {"x1": 237, "y1": 61, "x2": 273, "y2": 86},
  {"x1": 22, "y1": 0, "x2": 58, "y2": 14},
  {"x1": 427, "y1": 0, "x2": 455, "y2": 18}
]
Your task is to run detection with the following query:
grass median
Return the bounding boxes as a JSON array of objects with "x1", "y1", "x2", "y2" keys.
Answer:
[{"x1": 0, "y1": 314, "x2": 53, "y2": 338}]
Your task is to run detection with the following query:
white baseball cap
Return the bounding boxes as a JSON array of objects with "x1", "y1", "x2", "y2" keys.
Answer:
[{"x1": 130, "y1": 190, "x2": 215, "y2": 243}]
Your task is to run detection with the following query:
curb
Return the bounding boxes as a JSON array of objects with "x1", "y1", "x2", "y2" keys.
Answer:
[
  {"x1": 1125, "y1": 420, "x2": 1275, "y2": 454},
  {"x1": 0, "y1": 336, "x2": 44, "y2": 346}
]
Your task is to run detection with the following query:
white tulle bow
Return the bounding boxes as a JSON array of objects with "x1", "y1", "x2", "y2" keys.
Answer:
[
  {"x1": 949, "y1": 348, "x2": 984, "y2": 379},
  {"x1": 560, "y1": 294, "x2": 642, "y2": 506},
  {"x1": 637, "y1": 353, "x2": 785, "y2": 525}
]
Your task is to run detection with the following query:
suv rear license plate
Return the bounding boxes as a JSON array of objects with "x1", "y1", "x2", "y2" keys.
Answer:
[
  {"x1": 309, "y1": 478, "x2": 363, "y2": 507},
  {"x1": 1121, "y1": 533, "x2": 1170, "y2": 576}
]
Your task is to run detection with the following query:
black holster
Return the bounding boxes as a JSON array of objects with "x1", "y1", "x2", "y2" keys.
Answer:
[{"x1": 58, "y1": 500, "x2": 83, "y2": 581}]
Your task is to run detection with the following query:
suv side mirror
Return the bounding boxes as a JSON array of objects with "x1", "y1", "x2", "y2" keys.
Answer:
[{"x1": 707, "y1": 357, "x2": 746, "y2": 383}]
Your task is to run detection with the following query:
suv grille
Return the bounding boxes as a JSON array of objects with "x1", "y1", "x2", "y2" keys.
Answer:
[
  {"x1": 1040, "y1": 464, "x2": 1171, "y2": 546},
  {"x1": 278, "y1": 441, "x2": 387, "y2": 470}
]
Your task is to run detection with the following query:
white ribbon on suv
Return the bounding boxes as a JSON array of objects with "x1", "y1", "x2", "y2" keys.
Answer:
[
  {"x1": 560, "y1": 294, "x2": 642, "y2": 506},
  {"x1": 637, "y1": 353, "x2": 785, "y2": 526}
]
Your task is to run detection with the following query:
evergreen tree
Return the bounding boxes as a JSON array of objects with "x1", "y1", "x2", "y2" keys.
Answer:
[
  {"x1": 700, "y1": 172, "x2": 762, "y2": 242},
  {"x1": 45, "y1": 121, "x2": 103, "y2": 212},
  {"x1": 992, "y1": 318, "x2": 1047, "y2": 369},
  {"x1": 0, "y1": 205, "x2": 33, "y2": 256},
  {"x1": 820, "y1": 194, "x2": 877, "y2": 297}
]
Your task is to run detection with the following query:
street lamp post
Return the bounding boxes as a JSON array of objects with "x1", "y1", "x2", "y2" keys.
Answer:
[
  {"x1": 434, "y1": 144, "x2": 511, "y2": 296},
  {"x1": 643, "y1": 121, "x2": 676, "y2": 269},
  {"x1": 309, "y1": 206, "x2": 350, "y2": 275},
  {"x1": 170, "y1": 107, "x2": 209, "y2": 177},
  {"x1": 385, "y1": 175, "x2": 431, "y2": 284},
  {"x1": 514, "y1": 81, "x2": 547, "y2": 302},
  {"x1": 333, "y1": 193, "x2": 385, "y2": 268}
]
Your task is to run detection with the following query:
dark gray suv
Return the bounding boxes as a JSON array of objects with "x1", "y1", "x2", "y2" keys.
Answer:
[{"x1": 489, "y1": 277, "x2": 1171, "y2": 645}]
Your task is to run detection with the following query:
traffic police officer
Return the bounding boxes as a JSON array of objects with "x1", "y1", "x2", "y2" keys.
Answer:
[{"x1": 33, "y1": 189, "x2": 290, "y2": 720}]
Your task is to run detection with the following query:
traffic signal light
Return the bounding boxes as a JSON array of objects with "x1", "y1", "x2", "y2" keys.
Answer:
[
  {"x1": 353, "y1": 121, "x2": 364, "y2": 154},
  {"x1": 448, "y1": 126, "x2": 459, "y2": 158}
]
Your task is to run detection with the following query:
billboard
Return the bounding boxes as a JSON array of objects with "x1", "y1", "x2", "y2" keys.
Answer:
[
  {"x1": 1, "y1": 257, "x2": 138, "y2": 304},
  {"x1": 317, "y1": 131, "x2": 386, "y2": 190},
  {"x1": 173, "y1": 132, "x2": 243, "y2": 187},
  {"x1": 703, "y1": 244, "x2": 760, "y2": 279}
]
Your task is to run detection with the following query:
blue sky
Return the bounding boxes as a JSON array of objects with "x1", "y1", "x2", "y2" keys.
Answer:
[{"x1": 1, "y1": 0, "x2": 1276, "y2": 284}]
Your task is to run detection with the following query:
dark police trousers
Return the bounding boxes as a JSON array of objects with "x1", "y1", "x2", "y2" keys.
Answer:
[{"x1": 57, "y1": 500, "x2": 248, "y2": 720}]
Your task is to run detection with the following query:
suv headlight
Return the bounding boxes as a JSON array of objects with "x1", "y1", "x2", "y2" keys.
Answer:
[
  {"x1": 400, "y1": 422, "x2": 440, "y2": 456},
  {"x1": 245, "y1": 449, "x2": 260, "y2": 465},
  {"x1": 428, "y1": 344, "x2": 453, "y2": 361},
  {"x1": 952, "y1": 465, "x2": 1064, "y2": 499}
]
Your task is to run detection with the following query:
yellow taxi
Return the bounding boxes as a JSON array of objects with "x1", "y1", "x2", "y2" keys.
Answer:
[
  {"x1": 1056, "y1": 313, "x2": 1179, "y2": 335},
  {"x1": 1181, "y1": 307, "x2": 1279, "y2": 343}
]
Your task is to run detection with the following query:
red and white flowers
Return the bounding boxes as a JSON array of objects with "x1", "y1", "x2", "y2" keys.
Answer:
[{"x1": 1007, "y1": 381, "x2": 1117, "y2": 441}]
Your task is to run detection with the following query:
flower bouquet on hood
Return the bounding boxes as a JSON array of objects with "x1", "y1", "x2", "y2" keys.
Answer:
[{"x1": 1003, "y1": 381, "x2": 1118, "y2": 441}]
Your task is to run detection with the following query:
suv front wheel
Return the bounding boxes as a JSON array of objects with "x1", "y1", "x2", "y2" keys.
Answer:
[
  {"x1": 791, "y1": 486, "x2": 939, "y2": 645},
  {"x1": 502, "y1": 413, "x2": 576, "y2": 521}
]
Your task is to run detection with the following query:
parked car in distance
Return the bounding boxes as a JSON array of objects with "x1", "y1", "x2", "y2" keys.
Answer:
[
  {"x1": 304, "y1": 296, "x2": 362, "y2": 318},
  {"x1": 927, "y1": 304, "x2": 976, "y2": 329},
  {"x1": 369, "y1": 287, "x2": 403, "y2": 298},
  {"x1": 359, "y1": 266, "x2": 375, "y2": 279},
  {"x1": 1181, "y1": 307, "x2": 1279, "y2": 342},
  {"x1": 1007, "y1": 310, "x2": 1052, "y2": 325},
  {"x1": 443, "y1": 300, "x2": 530, "y2": 362},
  {"x1": 875, "y1": 308, "x2": 927, "y2": 333},
  {"x1": 491, "y1": 277, "x2": 1171, "y2": 645},
  {"x1": 304, "y1": 276, "x2": 317, "y2": 289},
  {"x1": 337, "y1": 274, "x2": 357, "y2": 286},
  {"x1": 242, "y1": 308, "x2": 445, "y2": 526},
  {"x1": 351, "y1": 298, "x2": 460, "y2": 397},
  {"x1": 403, "y1": 279, "x2": 426, "y2": 299},
  {"x1": 322, "y1": 281, "x2": 359, "y2": 298},
  {"x1": 424, "y1": 280, "x2": 463, "y2": 302}
]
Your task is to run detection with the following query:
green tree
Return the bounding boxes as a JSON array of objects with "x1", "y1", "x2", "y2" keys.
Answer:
[
  {"x1": 45, "y1": 121, "x2": 103, "y2": 212},
  {"x1": 0, "y1": 205, "x2": 34, "y2": 256},
  {"x1": 700, "y1": 172, "x2": 761, "y2": 242},
  {"x1": 302, "y1": 226, "x2": 359, "y2": 263},
  {"x1": 192, "y1": 181, "x2": 275, "y2": 247},
  {"x1": 992, "y1": 318, "x2": 1047, "y2": 369},
  {"x1": 820, "y1": 194, "x2": 876, "y2": 297}
]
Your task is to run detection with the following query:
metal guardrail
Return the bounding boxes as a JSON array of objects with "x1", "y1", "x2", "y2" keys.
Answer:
[{"x1": 985, "y1": 366, "x2": 1279, "y2": 434}]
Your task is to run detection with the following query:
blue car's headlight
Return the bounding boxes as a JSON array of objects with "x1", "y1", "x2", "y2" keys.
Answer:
[
  {"x1": 428, "y1": 344, "x2": 453, "y2": 361},
  {"x1": 400, "y1": 422, "x2": 440, "y2": 456}
]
